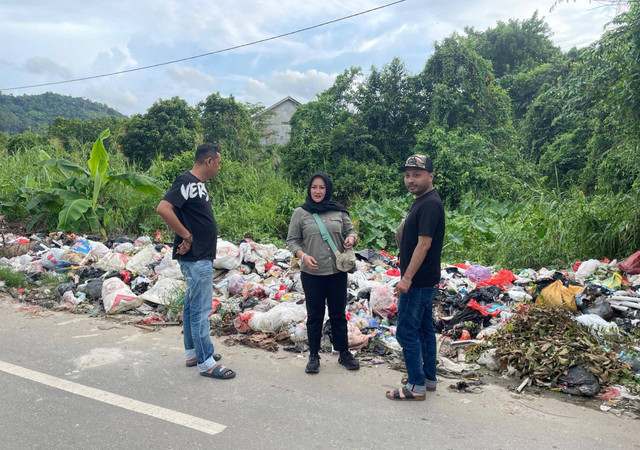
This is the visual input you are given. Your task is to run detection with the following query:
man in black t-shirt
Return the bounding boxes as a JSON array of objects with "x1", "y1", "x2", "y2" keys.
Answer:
[
  {"x1": 386, "y1": 154, "x2": 444, "y2": 401},
  {"x1": 157, "y1": 143, "x2": 235, "y2": 380}
]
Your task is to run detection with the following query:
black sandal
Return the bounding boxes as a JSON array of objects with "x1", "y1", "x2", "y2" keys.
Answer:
[
  {"x1": 201, "y1": 364, "x2": 236, "y2": 380},
  {"x1": 386, "y1": 387, "x2": 425, "y2": 401}
]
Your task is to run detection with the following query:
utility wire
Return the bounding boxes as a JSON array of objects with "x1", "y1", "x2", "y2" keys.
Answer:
[{"x1": 1, "y1": 0, "x2": 407, "y2": 91}]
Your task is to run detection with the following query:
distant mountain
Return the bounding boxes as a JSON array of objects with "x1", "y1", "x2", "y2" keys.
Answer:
[{"x1": 0, "y1": 91, "x2": 126, "y2": 135}]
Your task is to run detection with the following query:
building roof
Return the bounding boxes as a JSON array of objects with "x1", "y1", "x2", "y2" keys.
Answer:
[{"x1": 254, "y1": 96, "x2": 302, "y2": 117}]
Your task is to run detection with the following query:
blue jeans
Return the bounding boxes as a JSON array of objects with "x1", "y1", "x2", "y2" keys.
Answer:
[
  {"x1": 396, "y1": 286, "x2": 438, "y2": 394},
  {"x1": 179, "y1": 260, "x2": 216, "y2": 373}
]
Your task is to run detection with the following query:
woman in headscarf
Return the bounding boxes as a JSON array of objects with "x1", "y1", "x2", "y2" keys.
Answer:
[{"x1": 287, "y1": 172, "x2": 360, "y2": 374}]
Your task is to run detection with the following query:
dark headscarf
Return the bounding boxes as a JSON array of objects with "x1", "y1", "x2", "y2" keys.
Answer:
[{"x1": 300, "y1": 171, "x2": 348, "y2": 214}]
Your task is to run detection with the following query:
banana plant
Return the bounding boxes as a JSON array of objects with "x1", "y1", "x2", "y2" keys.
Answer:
[{"x1": 19, "y1": 128, "x2": 159, "y2": 234}]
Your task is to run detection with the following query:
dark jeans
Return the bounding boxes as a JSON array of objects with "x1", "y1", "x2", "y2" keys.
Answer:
[
  {"x1": 396, "y1": 286, "x2": 438, "y2": 392},
  {"x1": 301, "y1": 271, "x2": 348, "y2": 354}
]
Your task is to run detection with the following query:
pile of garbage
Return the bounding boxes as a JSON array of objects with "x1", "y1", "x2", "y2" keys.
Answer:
[{"x1": 1, "y1": 233, "x2": 639, "y2": 406}]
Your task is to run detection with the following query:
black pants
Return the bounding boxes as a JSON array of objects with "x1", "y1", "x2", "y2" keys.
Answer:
[{"x1": 301, "y1": 271, "x2": 349, "y2": 354}]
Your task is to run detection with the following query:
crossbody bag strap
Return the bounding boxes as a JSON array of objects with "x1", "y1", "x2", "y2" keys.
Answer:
[{"x1": 312, "y1": 213, "x2": 339, "y2": 253}]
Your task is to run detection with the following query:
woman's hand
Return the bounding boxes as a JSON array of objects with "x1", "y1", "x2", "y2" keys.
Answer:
[
  {"x1": 344, "y1": 235, "x2": 357, "y2": 249},
  {"x1": 303, "y1": 254, "x2": 318, "y2": 270}
]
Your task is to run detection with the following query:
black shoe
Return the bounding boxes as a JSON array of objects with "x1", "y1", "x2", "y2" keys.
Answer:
[
  {"x1": 305, "y1": 354, "x2": 320, "y2": 374},
  {"x1": 339, "y1": 351, "x2": 360, "y2": 370}
]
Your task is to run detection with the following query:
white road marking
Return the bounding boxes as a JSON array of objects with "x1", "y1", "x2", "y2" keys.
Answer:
[
  {"x1": 0, "y1": 360, "x2": 226, "y2": 436},
  {"x1": 71, "y1": 334, "x2": 101, "y2": 339}
]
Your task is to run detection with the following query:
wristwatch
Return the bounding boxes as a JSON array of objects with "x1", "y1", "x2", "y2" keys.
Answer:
[{"x1": 183, "y1": 233, "x2": 193, "y2": 244}]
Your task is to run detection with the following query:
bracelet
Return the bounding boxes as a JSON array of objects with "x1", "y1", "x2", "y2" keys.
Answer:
[
  {"x1": 300, "y1": 252, "x2": 306, "y2": 261},
  {"x1": 183, "y1": 233, "x2": 193, "y2": 244},
  {"x1": 402, "y1": 277, "x2": 412, "y2": 284}
]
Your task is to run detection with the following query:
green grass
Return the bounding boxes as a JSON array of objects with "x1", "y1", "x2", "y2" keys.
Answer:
[{"x1": 0, "y1": 267, "x2": 29, "y2": 288}]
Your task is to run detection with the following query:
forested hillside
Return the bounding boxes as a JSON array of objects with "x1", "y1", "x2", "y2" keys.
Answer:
[{"x1": 0, "y1": 92, "x2": 124, "y2": 135}]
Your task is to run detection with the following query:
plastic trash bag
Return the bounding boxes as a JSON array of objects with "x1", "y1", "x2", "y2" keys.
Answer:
[
  {"x1": 248, "y1": 302, "x2": 307, "y2": 333},
  {"x1": 41, "y1": 248, "x2": 65, "y2": 270},
  {"x1": 575, "y1": 314, "x2": 618, "y2": 334},
  {"x1": 88, "y1": 240, "x2": 110, "y2": 260},
  {"x1": 113, "y1": 242, "x2": 135, "y2": 253},
  {"x1": 575, "y1": 259, "x2": 600, "y2": 279},
  {"x1": 370, "y1": 285, "x2": 397, "y2": 318},
  {"x1": 242, "y1": 281, "x2": 266, "y2": 300},
  {"x1": 476, "y1": 268, "x2": 516, "y2": 290},
  {"x1": 227, "y1": 274, "x2": 247, "y2": 297},
  {"x1": 466, "y1": 265, "x2": 492, "y2": 282},
  {"x1": 139, "y1": 278, "x2": 186, "y2": 306},
  {"x1": 536, "y1": 280, "x2": 582, "y2": 312},
  {"x1": 583, "y1": 298, "x2": 613, "y2": 320},
  {"x1": 233, "y1": 311, "x2": 255, "y2": 333},
  {"x1": 154, "y1": 251, "x2": 183, "y2": 279},
  {"x1": 212, "y1": 240, "x2": 243, "y2": 270},
  {"x1": 617, "y1": 251, "x2": 640, "y2": 275},
  {"x1": 125, "y1": 245, "x2": 161, "y2": 276},
  {"x1": 95, "y1": 252, "x2": 128, "y2": 272},
  {"x1": 56, "y1": 239, "x2": 92, "y2": 270},
  {"x1": 558, "y1": 365, "x2": 600, "y2": 397},
  {"x1": 102, "y1": 277, "x2": 143, "y2": 314}
]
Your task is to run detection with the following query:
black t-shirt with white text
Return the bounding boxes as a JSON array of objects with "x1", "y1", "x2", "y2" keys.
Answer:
[
  {"x1": 162, "y1": 171, "x2": 217, "y2": 261},
  {"x1": 399, "y1": 189, "x2": 445, "y2": 288}
]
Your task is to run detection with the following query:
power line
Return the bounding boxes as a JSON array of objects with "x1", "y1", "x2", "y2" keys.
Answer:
[{"x1": 1, "y1": 0, "x2": 407, "y2": 92}]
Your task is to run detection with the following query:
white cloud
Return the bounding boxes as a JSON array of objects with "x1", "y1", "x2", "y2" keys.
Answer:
[
  {"x1": 240, "y1": 69, "x2": 337, "y2": 106},
  {"x1": 83, "y1": 83, "x2": 138, "y2": 113},
  {"x1": 23, "y1": 57, "x2": 72, "y2": 79},
  {"x1": 166, "y1": 66, "x2": 216, "y2": 90}
]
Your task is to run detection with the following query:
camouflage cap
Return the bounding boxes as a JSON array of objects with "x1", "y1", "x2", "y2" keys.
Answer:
[{"x1": 398, "y1": 154, "x2": 433, "y2": 172}]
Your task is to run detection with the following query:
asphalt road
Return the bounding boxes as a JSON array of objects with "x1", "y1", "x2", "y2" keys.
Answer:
[{"x1": 1, "y1": 298, "x2": 638, "y2": 450}]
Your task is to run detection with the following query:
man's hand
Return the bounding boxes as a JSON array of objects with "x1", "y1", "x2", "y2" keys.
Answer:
[
  {"x1": 394, "y1": 278, "x2": 411, "y2": 297},
  {"x1": 176, "y1": 240, "x2": 192, "y2": 255},
  {"x1": 344, "y1": 235, "x2": 357, "y2": 249}
]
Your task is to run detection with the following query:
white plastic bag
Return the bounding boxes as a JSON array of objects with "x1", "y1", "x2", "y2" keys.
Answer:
[
  {"x1": 102, "y1": 277, "x2": 143, "y2": 314},
  {"x1": 139, "y1": 278, "x2": 186, "y2": 306},
  {"x1": 248, "y1": 302, "x2": 307, "y2": 333},
  {"x1": 88, "y1": 240, "x2": 110, "y2": 260},
  {"x1": 41, "y1": 248, "x2": 65, "y2": 270},
  {"x1": 126, "y1": 245, "x2": 161, "y2": 275},
  {"x1": 155, "y1": 251, "x2": 183, "y2": 279},
  {"x1": 95, "y1": 252, "x2": 128, "y2": 272},
  {"x1": 576, "y1": 259, "x2": 600, "y2": 279},
  {"x1": 213, "y1": 240, "x2": 243, "y2": 270},
  {"x1": 575, "y1": 314, "x2": 619, "y2": 334}
]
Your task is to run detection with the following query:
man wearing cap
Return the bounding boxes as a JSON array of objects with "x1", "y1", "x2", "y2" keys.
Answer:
[{"x1": 386, "y1": 154, "x2": 445, "y2": 401}]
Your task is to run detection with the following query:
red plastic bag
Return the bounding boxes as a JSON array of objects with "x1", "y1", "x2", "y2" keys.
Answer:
[
  {"x1": 233, "y1": 311, "x2": 254, "y2": 333},
  {"x1": 617, "y1": 251, "x2": 640, "y2": 275},
  {"x1": 476, "y1": 268, "x2": 516, "y2": 290},
  {"x1": 573, "y1": 261, "x2": 582, "y2": 272},
  {"x1": 209, "y1": 298, "x2": 220, "y2": 317}
]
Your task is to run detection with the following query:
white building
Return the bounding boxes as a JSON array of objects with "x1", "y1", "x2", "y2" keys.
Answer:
[{"x1": 255, "y1": 96, "x2": 301, "y2": 146}]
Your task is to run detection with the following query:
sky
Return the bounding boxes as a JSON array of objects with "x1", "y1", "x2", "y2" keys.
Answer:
[{"x1": 0, "y1": 0, "x2": 620, "y2": 116}]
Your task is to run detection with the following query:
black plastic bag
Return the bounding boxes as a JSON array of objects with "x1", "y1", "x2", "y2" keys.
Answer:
[{"x1": 558, "y1": 365, "x2": 600, "y2": 397}]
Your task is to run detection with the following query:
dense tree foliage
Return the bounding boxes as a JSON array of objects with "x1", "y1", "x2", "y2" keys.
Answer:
[
  {"x1": 0, "y1": 92, "x2": 123, "y2": 135},
  {"x1": 118, "y1": 97, "x2": 199, "y2": 168}
]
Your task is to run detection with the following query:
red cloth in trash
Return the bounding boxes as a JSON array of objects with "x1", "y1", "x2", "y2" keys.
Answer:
[
  {"x1": 476, "y1": 268, "x2": 516, "y2": 290},
  {"x1": 573, "y1": 261, "x2": 582, "y2": 272},
  {"x1": 617, "y1": 251, "x2": 640, "y2": 275},
  {"x1": 453, "y1": 263, "x2": 470, "y2": 270},
  {"x1": 386, "y1": 268, "x2": 401, "y2": 277},
  {"x1": 467, "y1": 300, "x2": 503, "y2": 317}
]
